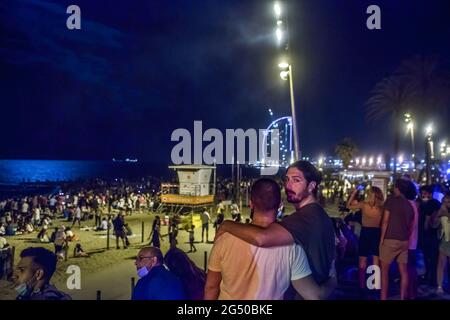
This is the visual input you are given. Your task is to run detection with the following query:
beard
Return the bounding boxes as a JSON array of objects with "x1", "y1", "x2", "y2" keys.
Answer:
[{"x1": 286, "y1": 189, "x2": 310, "y2": 204}]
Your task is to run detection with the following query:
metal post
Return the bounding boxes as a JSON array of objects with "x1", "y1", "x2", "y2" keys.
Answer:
[
  {"x1": 288, "y1": 64, "x2": 300, "y2": 160},
  {"x1": 426, "y1": 135, "x2": 432, "y2": 185},
  {"x1": 213, "y1": 160, "x2": 216, "y2": 195},
  {"x1": 236, "y1": 161, "x2": 240, "y2": 205},
  {"x1": 246, "y1": 183, "x2": 249, "y2": 207},
  {"x1": 231, "y1": 157, "x2": 234, "y2": 201},
  {"x1": 411, "y1": 127, "x2": 416, "y2": 165},
  {"x1": 141, "y1": 221, "x2": 144, "y2": 243},
  {"x1": 107, "y1": 225, "x2": 110, "y2": 250},
  {"x1": 11, "y1": 246, "x2": 15, "y2": 269},
  {"x1": 204, "y1": 251, "x2": 208, "y2": 272},
  {"x1": 96, "y1": 290, "x2": 101, "y2": 300}
]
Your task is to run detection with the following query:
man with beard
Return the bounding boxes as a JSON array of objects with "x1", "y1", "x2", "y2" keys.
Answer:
[{"x1": 216, "y1": 161, "x2": 335, "y2": 295}]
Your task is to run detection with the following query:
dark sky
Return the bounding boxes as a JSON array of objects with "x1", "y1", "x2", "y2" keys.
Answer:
[{"x1": 1, "y1": 0, "x2": 449, "y2": 163}]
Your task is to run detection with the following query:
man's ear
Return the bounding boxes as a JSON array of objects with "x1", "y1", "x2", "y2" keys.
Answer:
[
  {"x1": 308, "y1": 181, "x2": 317, "y2": 193},
  {"x1": 35, "y1": 268, "x2": 45, "y2": 282}
]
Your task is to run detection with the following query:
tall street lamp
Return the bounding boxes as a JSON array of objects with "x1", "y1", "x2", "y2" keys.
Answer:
[
  {"x1": 279, "y1": 62, "x2": 300, "y2": 160},
  {"x1": 273, "y1": 1, "x2": 300, "y2": 160},
  {"x1": 425, "y1": 124, "x2": 434, "y2": 184},
  {"x1": 404, "y1": 113, "x2": 416, "y2": 168}
]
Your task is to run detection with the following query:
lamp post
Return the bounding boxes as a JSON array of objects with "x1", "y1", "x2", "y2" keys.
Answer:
[
  {"x1": 273, "y1": 1, "x2": 300, "y2": 161},
  {"x1": 404, "y1": 113, "x2": 416, "y2": 168},
  {"x1": 279, "y1": 63, "x2": 300, "y2": 160},
  {"x1": 425, "y1": 124, "x2": 433, "y2": 185}
]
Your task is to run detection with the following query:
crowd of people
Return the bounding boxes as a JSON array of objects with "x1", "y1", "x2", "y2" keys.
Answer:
[
  {"x1": 2, "y1": 162, "x2": 450, "y2": 300},
  {"x1": 332, "y1": 178, "x2": 450, "y2": 299}
]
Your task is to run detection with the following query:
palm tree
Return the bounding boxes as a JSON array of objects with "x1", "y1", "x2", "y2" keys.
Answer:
[
  {"x1": 366, "y1": 76, "x2": 416, "y2": 175},
  {"x1": 335, "y1": 138, "x2": 358, "y2": 169},
  {"x1": 366, "y1": 55, "x2": 450, "y2": 176},
  {"x1": 396, "y1": 55, "x2": 450, "y2": 118}
]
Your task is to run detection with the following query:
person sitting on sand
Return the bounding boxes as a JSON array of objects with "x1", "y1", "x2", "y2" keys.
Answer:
[{"x1": 73, "y1": 243, "x2": 89, "y2": 258}]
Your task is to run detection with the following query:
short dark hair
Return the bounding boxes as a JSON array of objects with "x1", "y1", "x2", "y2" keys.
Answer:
[
  {"x1": 286, "y1": 161, "x2": 322, "y2": 196},
  {"x1": 20, "y1": 247, "x2": 57, "y2": 283},
  {"x1": 144, "y1": 246, "x2": 164, "y2": 264},
  {"x1": 419, "y1": 185, "x2": 434, "y2": 195},
  {"x1": 395, "y1": 179, "x2": 417, "y2": 200},
  {"x1": 250, "y1": 178, "x2": 281, "y2": 213}
]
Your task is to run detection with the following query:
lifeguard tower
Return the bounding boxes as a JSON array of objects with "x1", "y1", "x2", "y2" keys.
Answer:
[{"x1": 158, "y1": 165, "x2": 216, "y2": 216}]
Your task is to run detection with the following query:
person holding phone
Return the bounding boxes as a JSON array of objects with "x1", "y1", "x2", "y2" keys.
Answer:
[{"x1": 347, "y1": 185, "x2": 384, "y2": 294}]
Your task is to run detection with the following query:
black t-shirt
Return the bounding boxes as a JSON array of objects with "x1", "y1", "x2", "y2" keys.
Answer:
[
  {"x1": 419, "y1": 199, "x2": 441, "y2": 241},
  {"x1": 278, "y1": 203, "x2": 335, "y2": 284}
]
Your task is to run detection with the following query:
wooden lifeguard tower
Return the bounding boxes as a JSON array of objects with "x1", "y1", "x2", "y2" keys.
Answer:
[{"x1": 158, "y1": 164, "x2": 216, "y2": 216}]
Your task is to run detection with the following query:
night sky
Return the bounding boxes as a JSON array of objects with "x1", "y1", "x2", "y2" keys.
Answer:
[{"x1": 1, "y1": 0, "x2": 449, "y2": 163}]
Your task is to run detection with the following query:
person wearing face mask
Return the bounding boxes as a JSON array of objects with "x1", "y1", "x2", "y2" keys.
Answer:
[
  {"x1": 132, "y1": 246, "x2": 185, "y2": 300},
  {"x1": 14, "y1": 247, "x2": 71, "y2": 300},
  {"x1": 418, "y1": 185, "x2": 442, "y2": 286}
]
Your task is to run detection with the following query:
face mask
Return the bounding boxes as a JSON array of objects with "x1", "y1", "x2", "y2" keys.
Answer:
[
  {"x1": 15, "y1": 283, "x2": 30, "y2": 297},
  {"x1": 137, "y1": 266, "x2": 149, "y2": 278}
]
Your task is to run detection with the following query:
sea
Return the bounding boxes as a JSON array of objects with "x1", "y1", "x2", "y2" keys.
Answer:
[
  {"x1": 0, "y1": 160, "x2": 265, "y2": 198},
  {"x1": 0, "y1": 160, "x2": 172, "y2": 198}
]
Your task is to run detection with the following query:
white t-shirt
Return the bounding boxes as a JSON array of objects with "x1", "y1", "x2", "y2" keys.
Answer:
[
  {"x1": 201, "y1": 211, "x2": 210, "y2": 224},
  {"x1": 0, "y1": 237, "x2": 7, "y2": 249},
  {"x1": 49, "y1": 198, "x2": 57, "y2": 206},
  {"x1": 100, "y1": 220, "x2": 108, "y2": 230},
  {"x1": 21, "y1": 202, "x2": 29, "y2": 213},
  {"x1": 75, "y1": 207, "x2": 82, "y2": 218},
  {"x1": 208, "y1": 232, "x2": 311, "y2": 300}
]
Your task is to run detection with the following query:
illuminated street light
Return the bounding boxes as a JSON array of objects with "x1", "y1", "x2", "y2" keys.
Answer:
[
  {"x1": 274, "y1": 2, "x2": 281, "y2": 18},
  {"x1": 403, "y1": 114, "x2": 416, "y2": 167},
  {"x1": 377, "y1": 155, "x2": 382, "y2": 165},
  {"x1": 280, "y1": 70, "x2": 289, "y2": 80},
  {"x1": 426, "y1": 124, "x2": 433, "y2": 136},
  {"x1": 272, "y1": 1, "x2": 299, "y2": 160},
  {"x1": 276, "y1": 27, "x2": 283, "y2": 43},
  {"x1": 425, "y1": 124, "x2": 434, "y2": 184},
  {"x1": 407, "y1": 122, "x2": 413, "y2": 131},
  {"x1": 277, "y1": 62, "x2": 299, "y2": 159}
]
